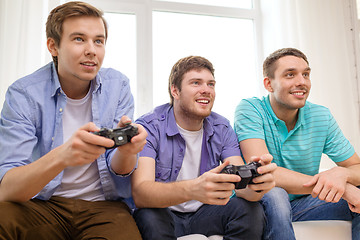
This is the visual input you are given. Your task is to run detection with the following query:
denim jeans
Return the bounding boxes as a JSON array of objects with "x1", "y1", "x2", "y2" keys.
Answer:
[
  {"x1": 133, "y1": 197, "x2": 265, "y2": 240},
  {"x1": 261, "y1": 187, "x2": 360, "y2": 240}
]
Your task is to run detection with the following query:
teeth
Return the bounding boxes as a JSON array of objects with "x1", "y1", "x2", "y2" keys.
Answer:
[
  {"x1": 82, "y1": 63, "x2": 95, "y2": 66},
  {"x1": 197, "y1": 100, "x2": 209, "y2": 103},
  {"x1": 293, "y1": 92, "x2": 304, "y2": 96}
]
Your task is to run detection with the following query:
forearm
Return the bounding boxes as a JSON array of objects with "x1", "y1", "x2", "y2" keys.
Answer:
[
  {"x1": 0, "y1": 147, "x2": 65, "y2": 202},
  {"x1": 132, "y1": 179, "x2": 194, "y2": 208},
  {"x1": 236, "y1": 188, "x2": 263, "y2": 201},
  {"x1": 345, "y1": 164, "x2": 360, "y2": 186},
  {"x1": 274, "y1": 166, "x2": 313, "y2": 195},
  {"x1": 111, "y1": 150, "x2": 137, "y2": 175}
]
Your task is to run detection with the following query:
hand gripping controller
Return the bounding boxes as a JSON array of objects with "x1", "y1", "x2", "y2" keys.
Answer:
[
  {"x1": 220, "y1": 162, "x2": 262, "y2": 189},
  {"x1": 93, "y1": 125, "x2": 138, "y2": 149}
]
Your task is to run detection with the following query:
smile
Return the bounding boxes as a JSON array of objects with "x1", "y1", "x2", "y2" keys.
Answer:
[{"x1": 196, "y1": 99, "x2": 209, "y2": 104}]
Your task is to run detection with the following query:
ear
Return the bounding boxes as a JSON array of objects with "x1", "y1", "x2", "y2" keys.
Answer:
[
  {"x1": 170, "y1": 85, "x2": 180, "y2": 100},
  {"x1": 47, "y1": 38, "x2": 58, "y2": 57},
  {"x1": 263, "y1": 77, "x2": 273, "y2": 92}
]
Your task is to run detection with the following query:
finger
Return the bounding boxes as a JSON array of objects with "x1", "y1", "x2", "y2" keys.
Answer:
[
  {"x1": 257, "y1": 162, "x2": 277, "y2": 174},
  {"x1": 324, "y1": 189, "x2": 336, "y2": 202},
  {"x1": 118, "y1": 115, "x2": 132, "y2": 127},
  {"x1": 303, "y1": 174, "x2": 319, "y2": 188},
  {"x1": 259, "y1": 153, "x2": 273, "y2": 165},
  {"x1": 84, "y1": 131, "x2": 114, "y2": 148},
  {"x1": 317, "y1": 185, "x2": 330, "y2": 200},
  {"x1": 311, "y1": 180, "x2": 324, "y2": 198},
  {"x1": 333, "y1": 191, "x2": 343, "y2": 203},
  {"x1": 130, "y1": 124, "x2": 146, "y2": 143},
  {"x1": 210, "y1": 160, "x2": 230, "y2": 173},
  {"x1": 80, "y1": 122, "x2": 100, "y2": 132},
  {"x1": 348, "y1": 202, "x2": 358, "y2": 213}
]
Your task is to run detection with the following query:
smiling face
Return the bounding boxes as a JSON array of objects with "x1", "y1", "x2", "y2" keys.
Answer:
[
  {"x1": 265, "y1": 55, "x2": 311, "y2": 116},
  {"x1": 171, "y1": 68, "x2": 216, "y2": 127},
  {"x1": 47, "y1": 16, "x2": 106, "y2": 98}
]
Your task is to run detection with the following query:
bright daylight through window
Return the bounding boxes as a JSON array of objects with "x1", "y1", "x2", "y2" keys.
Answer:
[{"x1": 101, "y1": 0, "x2": 260, "y2": 124}]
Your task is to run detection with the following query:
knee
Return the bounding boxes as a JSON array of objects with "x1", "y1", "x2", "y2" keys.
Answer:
[
  {"x1": 134, "y1": 208, "x2": 173, "y2": 229},
  {"x1": 226, "y1": 198, "x2": 265, "y2": 236},
  {"x1": 0, "y1": 202, "x2": 26, "y2": 237},
  {"x1": 261, "y1": 187, "x2": 292, "y2": 223}
]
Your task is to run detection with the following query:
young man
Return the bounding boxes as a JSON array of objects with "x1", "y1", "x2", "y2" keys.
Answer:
[
  {"x1": 132, "y1": 56, "x2": 277, "y2": 240},
  {"x1": 234, "y1": 48, "x2": 360, "y2": 240},
  {"x1": 0, "y1": 2, "x2": 146, "y2": 239}
]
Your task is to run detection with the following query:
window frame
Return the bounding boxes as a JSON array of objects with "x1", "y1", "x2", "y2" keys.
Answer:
[{"x1": 78, "y1": 0, "x2": 263, "y2": 118}]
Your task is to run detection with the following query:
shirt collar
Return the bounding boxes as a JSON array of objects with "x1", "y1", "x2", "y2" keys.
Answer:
[
  {"x1": 264, "y1": 94, "x2": 305, "y2": 129},
  {"x1": 264, "y1": 95, "x2": 281, "y2": 123}
]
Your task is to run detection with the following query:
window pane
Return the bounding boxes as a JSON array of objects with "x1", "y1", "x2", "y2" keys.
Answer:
[
  {"x1": 156, "y1": 0, "x2": 252, "y2": 9},
  {"x1": 153, "y1": 11, "x2": 259, "y2": 125},
  {"x1": 102, "y1": 13, "x2": 137, "y2": 116}
]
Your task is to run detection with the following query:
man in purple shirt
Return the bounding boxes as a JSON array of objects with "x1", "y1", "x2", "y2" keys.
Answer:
[{"x1": 132, "y1": 56, "x2": 277, "y2": 240}]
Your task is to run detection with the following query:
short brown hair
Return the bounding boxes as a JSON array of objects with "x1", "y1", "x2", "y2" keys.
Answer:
[
  {"x1": 168, "y1": 56, "x2": 215, "y2": 105},
  {"x1": 263, "y1": 48, "x2": 309, "y2": 78},
  {"x1": 46, "y1": 1, "x2": 108, "y2": 66}
]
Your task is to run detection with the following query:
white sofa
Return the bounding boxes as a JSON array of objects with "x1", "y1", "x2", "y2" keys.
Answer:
[{"x1": 177, "y1": 220, "x2": 352, "y2": 240}]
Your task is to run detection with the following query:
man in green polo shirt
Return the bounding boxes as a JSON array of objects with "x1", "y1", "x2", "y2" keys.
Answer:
[{"x1": 234, "y1": 48, "x2": 360, "y2": 240}]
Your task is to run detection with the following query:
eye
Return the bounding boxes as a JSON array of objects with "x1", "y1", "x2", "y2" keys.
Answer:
[
  {"x1": 74, "y1": 37, "x2": 83, "y2": 42},
  {"x1": 285, "y1": 72, "x2": 294, "y2": 78},
  {"x1": 192, "y1": 81, "x2": 199, "y2": 85},
  {"x1": 303, "y1": 72, "x2": 310, "y2": 78},
  {"x1": 208, "y1": 82, "x2": 215, "y2": 87},
  {"x1": 95, "y1": 39, "x2": 104, "y2": 45}
]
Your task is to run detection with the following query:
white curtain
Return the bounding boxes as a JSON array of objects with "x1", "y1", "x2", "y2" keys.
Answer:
[
  {"x1": 260, "y1": 0, "x2": 360, "y2": 153},
  {"x1": 0, "y1": 0, "x2": 49, "y2": 109}
]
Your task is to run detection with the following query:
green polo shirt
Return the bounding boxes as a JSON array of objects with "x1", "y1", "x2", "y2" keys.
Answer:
[{"x1": 234, "y1": 95, "x2": 355, "y2": 200}]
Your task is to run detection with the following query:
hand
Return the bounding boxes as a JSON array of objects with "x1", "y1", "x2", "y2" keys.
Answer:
[
  {"x1": 303, "y1": 166, "x2": 348, "y2": 202},
  {"x1": 59, "y1": 122, "x2": 114, "y2": 167},
  {"x1": 247, "y1": 154, "x2": 276, "y2": 194},
  {"x1": 115, "y1": 116, "x2": 147, "y2": 155},
  {"x1": 343, "y1": 184, "x2": 360, "y2": 213},
  {"x1": 191, "y1": 161, "x2": 241, "y2": 205}
]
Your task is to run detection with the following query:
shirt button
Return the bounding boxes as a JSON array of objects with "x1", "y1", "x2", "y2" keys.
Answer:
[
  {"x1": 180, "y1": 148, "x2": 183, "y2": 152},
  {"x1": 59, "y1": 108, "x2": 63, "y2": 112},
  {"x1": 175, "y1": 170, "x2": 178, "y2": 174},
  {"x1": 51, "y1": 137, "x2": 54, "y2": 141}
]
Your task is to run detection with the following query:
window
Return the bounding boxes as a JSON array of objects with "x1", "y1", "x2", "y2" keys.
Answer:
[
  {"x1": 84, "y1": 0, "x2": 262, "y2": 124},
  {"x1": 156, "y1": 0, "x2": 252, "y2": 9}
]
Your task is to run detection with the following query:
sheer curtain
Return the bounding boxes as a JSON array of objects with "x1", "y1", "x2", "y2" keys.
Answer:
[
  {"x1": 260, "y1": 0, "x2": 360, "y2": 154},
  {"x1": 0, "y1": 0, "x2": 50, "y2": 109}
]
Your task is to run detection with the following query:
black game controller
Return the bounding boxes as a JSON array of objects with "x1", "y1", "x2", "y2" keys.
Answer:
[
  {"x1": 93, "y1": 125, "x2": 138, "y2": 149},
  {"x1": 220, "y1": 162, "x2": 262, "y2": 189}
]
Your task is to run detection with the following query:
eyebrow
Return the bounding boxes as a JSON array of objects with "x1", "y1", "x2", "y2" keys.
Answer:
[
  {"x1": 69, "y1": 32, "x2": 106, "y2": 39},
  {"x1": 283, "y1": 67, "x2": 311, "y2": 72}
]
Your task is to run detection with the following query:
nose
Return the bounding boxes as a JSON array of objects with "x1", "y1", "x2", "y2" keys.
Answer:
[
  {"x1": 296, "y1": 74, "x2": 306, "y2": 85},
  {"x1": 200, "y1": 83, "x2": 213, "y2": 94},
  {"x1": 85, "y1": 41, "x2": 96, "y2": 56}
]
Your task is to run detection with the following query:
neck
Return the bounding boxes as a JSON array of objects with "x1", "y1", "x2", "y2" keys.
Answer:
[
  {"x1": 269, "y1": 98, "x2": 298, "y2": 132},
  {"x1": 173, "y1": 105, "x2": 204, "y2": 131}
]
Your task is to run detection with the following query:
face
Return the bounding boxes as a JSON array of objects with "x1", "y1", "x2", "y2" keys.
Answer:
[
  {"x1": 172, "y1": 69, "x2": 216, "y2": 120},
  {"x1": 265, "y1": 55, "x2": 311, "y2": 114},
  {"x1": 47, "y1": 16, "x2": 106, "y2": 96}
]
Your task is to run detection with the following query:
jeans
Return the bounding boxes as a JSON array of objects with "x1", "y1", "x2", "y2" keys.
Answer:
[
  {"x1": 261, "y1": 187, "x2": 360, "y2": 240},
  {"x1": 134, "y1": 197, "x2": 265, "y2": 240}
]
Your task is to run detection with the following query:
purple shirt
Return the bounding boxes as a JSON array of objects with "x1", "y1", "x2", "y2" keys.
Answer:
[{"x1": 136, "y1": 103, "x2": 241, "y2": 183}]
